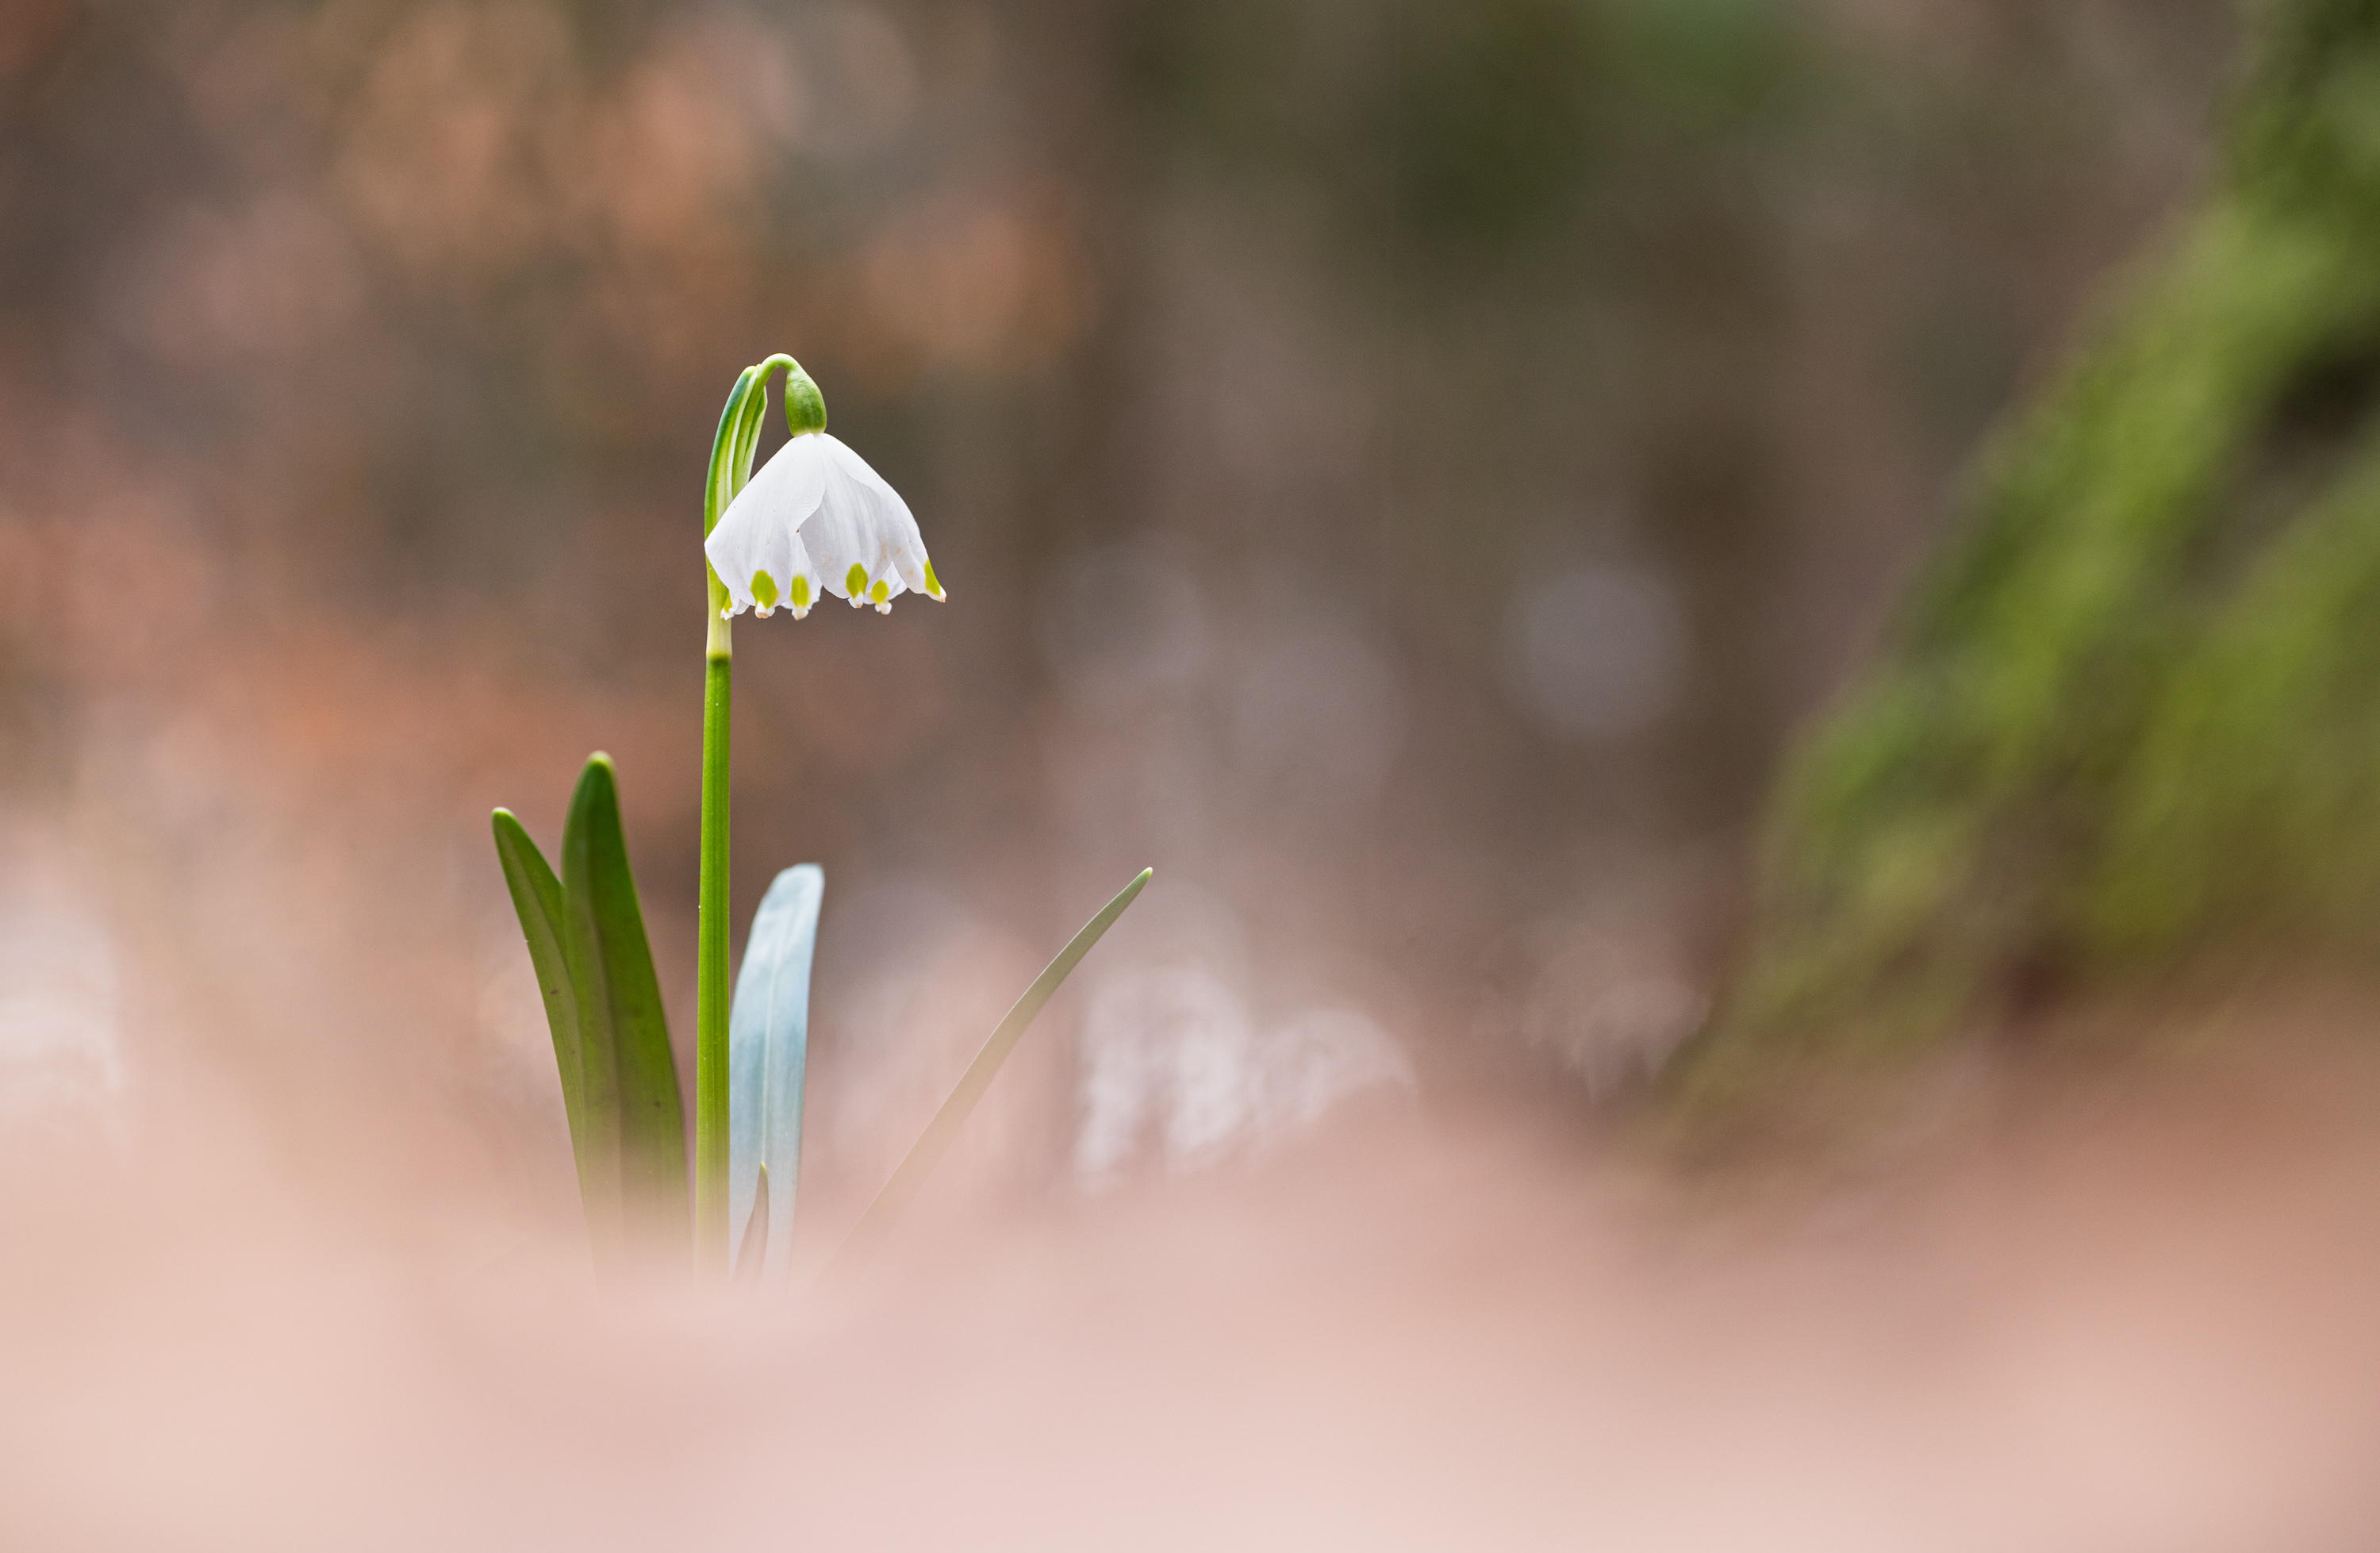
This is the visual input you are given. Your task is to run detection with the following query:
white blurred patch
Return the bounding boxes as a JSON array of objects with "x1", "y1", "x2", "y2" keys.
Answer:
[
  {"x1": 0, "y1": 878, "x2": 128, "y2": 1128},
  {"x1": 1264, "y1": 1008, "x2": 1421, "y2": 1133},
  {"x1": 1074, "y1": 967, "x2": 1414, "y2": 1187},
  {"x1": 1501, "y1": 563, "x2": 1690, "y2": 744},
  {"x1": 1519, "y1": 919, "x2": 1706, "y2": 1095},
  {"x1": 1230, "y1": 623, "x2": 1407, "y2": 807}
]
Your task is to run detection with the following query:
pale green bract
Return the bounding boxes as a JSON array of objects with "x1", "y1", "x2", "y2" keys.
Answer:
[{"x1": 727, "y1": 864, "x2": 823, "y2": 1286}]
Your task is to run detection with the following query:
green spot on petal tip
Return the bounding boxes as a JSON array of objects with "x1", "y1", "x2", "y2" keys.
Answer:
[
  {"x1": 791, "y1": 576, "x2": 810, "y2": 609},
  {"x1": 923, "y1": 560, "x2": 943, "y2": 598},
  {"x1": 845, "y1": 563, "x2": 867, "y2": 597},
  {"x1": 751, "y1": 571, "x2": 778, "y2": 609},
  {"x1": 869, "y1": 579, "x2": 889, "y2": 602}
]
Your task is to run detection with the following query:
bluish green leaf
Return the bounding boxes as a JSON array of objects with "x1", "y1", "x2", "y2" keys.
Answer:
[
  {"x1": 490, "y1": 810, "x2": 600, "y2": 1215},
  {"x1": 728, "y1": 863, "x2": 822, "y2": 1286},
  {"x1": 823, "y1": 867, "x2": 1152, "y2": 1285},
  {"x1": 562, "y1": 754, "x2": 687, "y2": 1255}
]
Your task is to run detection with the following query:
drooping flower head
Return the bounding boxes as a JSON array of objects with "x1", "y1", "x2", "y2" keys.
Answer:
[{"x1": 704, "y1": 363, "x2": 944, "y2": 620}]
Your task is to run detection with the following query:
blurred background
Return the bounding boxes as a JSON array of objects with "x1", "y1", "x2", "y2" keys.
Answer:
[
  {"x1": 0, "y1": 0, "x2": 2242, "y2": 1197},
  {"x1": 20, "y1": 2, "x2": 2380, "y2": 1549}
]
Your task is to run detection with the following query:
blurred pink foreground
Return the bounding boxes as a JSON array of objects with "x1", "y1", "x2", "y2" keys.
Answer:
[{"x1": 9, "y1": 1013, "x2": 2380, "y2": 1553}]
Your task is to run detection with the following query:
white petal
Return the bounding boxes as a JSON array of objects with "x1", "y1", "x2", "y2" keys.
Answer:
[
  {"x1": 704, "y1": 436, "x2": 829, "y2": 614},
  {"x1": 740, "y1": 433, "x2": 831, "y2": 527},
  {"x1": 710, "y1": 532, "x2": 758, "y2": 617},
  {"x1": 801, "y1": 454, "x2": 883, "y2": 600},
  {"x1": 820, "y1": 433, "x2": 940, "y2": 600},
  {"x1": 781, "y1": 531, "x2": 823, "y2": 618},
  {"x1": 788, "y1": 434, "x2": 927, "y2": 608}
]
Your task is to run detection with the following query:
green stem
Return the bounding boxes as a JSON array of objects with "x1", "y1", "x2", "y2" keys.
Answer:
[
  {"x1": 693, "y1": 369, "x2": 751, "y2": 1274},
  {"x1": 693, "y1": 354, "x2": 808, "y2": 1274},
  {"x1": 696, "y1": 632, "x2": 731, "y2": 1270}
]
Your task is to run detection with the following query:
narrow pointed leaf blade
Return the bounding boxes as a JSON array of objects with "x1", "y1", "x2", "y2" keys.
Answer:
[
  {"x1": 729, "y1": 864, "x2": 822, "y2": 1284},
  {"x1": 562, "y1": 755, "x2": 688, "y2": 1251},
  {"x1": 823, "y1": 867, "x2": 1151, "y2": 1285},
  {"x1": 491, "y1": 810, "x2": 598, "y2": 1209}
]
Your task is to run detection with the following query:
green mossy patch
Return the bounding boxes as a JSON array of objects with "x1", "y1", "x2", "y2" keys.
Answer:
[{"x1": 1677, "y1": 0, "x2": 2380, "y2": 1113}]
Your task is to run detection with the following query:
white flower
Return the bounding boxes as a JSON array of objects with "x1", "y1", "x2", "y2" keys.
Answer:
[{"x1": 704, "y1": 431, "x2": 944, "y2": 619}]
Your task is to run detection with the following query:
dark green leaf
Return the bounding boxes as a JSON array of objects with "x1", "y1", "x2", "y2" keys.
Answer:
[
  {"x1": 490, "y1": 809, "x2": 601, "y2": 1213},
  {"x1": 562, "y1": 754, "x2": 688, "y2": 1255}
]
